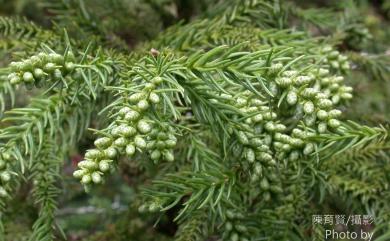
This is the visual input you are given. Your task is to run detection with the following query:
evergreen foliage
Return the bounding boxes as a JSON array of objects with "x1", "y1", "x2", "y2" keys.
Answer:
[{"x1": 0, "y1": 0, "x2": 389, "y2": 240}]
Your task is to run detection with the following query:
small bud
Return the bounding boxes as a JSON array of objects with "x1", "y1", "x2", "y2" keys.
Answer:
[
  {"x1": 21, "y1": 60, "x2": 33, "y2": 71},
  {"x1": 146, "y1": 141, "x2": 156, "y2": 150},
  {"x1": 270, "y1": 63, "x2": 283, "y2": 74},
  {"x1": 338, "y1": 55, "x2": 348, "y2": 62},
  {"x1": 111, "y1": 126, "x2": 121, "y2": 137},
  {"x1": 149, "y1": 202, "x2": 160, "y2": 212},
  {"x1": 274, "y1": 133, "x2": 282, "y2": 141},
  {"x1": 260, "y1": 178, "x2": 270, "y2": 190},
  {"x1": 104, "y1": 147, "x2": 117, "y2": 159},
  {"x1": 301, "y1": 88, "x2": 318, "y2": 98},
  {"x1": 151, "y1": 76, "x2": 163, "y2": 84},
  {"x1": 318, "y1": 122, "x2": 327, "y2": 133},
  {"x1": 251, "y1": 99, "x2": 264, "y2": 106},
  {"x1": 49, "y1": 53, "x2": 64, "y2": 64},
  {"x1": 225, "y1": 221, "x2": 233, "y2": 231},
  {"x1": 279, "y1": 134, "x2": 290, "y2": 143},
  {"x1": 165, "y1": 139, "x2": 176, "y2": 148},
  {"x1": 0, "y1": 187, "x2": 7, "y2": 197},
  {"x1": 304, "y1": 114, "x2": 316, "y2": 126},
  {"x1": 156, "y1": 141, "x2": 166, "y2": 150},
  {"x1": 269, "y1": 82, "x2": 278, "y2": 96},
  {"x1": 317, "y1": 99, "x2": 333, "y2": 109},
  {"x1": 251, "y1": 173, "x2": 259, "y2": 182},
  {"x1": 287, "y1": 90, "x2": 298, "y2": 105},
  {"x1": 237, "y1": 131, "x2": 249, "y2": 145},
  {"x1": 66, "y1": 51, "x2": 76, "y2": 61},
  {"x1": 23, "y1": 72, "x2": 34, "y2": 83},
  {"x1": 303, "y1": 101, "x2": 314, "y2": 114},
  {"x1": 341, "y1": 62, "x2": 350, "y2": 70},
  {"x1": 263, "y1": 112, "x2": 273, "y2": 120},
  {"x1": 250, "y1": 138, "x2": 263, "y2": 147},
  {"x1": 236, "y1": 97, "x2": 247, "y2": 108},
  {"x1": 129, "y1": 92, "x2": 146, "y2": 103},
  {"x1": 119, "y1": 107, "x2": 131, "y2": 117},
  {"x1": 328, "y1": 50, "x2": 340, "y2": 59},
  {"x1": 91, "y1": 172, "x2": 102, "y2": 184},
  {"x1": 316, "y1": 110, "x2": 328, "y2": 120},
  {"x1": 137, "y1": 120, "x2": 152, "y2": 134},
  {"x1": 94, "y1": 137, "x2": 112, "y2": 149},
  {"x1": 33, "y1": 68, "x2": 45, "y2": 79},
  {"x1": 340, "y1": 86, "x2": 353, "y2": 92},
  {"x1": 99, "y1": 160, "x2": 111, "y2": 172},
  {"x1": 257, "y1": 152, "x2": 273, "y2": 162},
  {"x1": 245, "y1": 148, "x2": 255, "y2": 163},
  {"x1": 137, "y1": 100, "x2": 149, "y2": 110},
  {"x1": 294, "y1": 76, "x2": 312, "y2": 85},
  {"x1": 282, "y1": 144, "x2": 291, "y2": 152},
  {"x1": 114, "y1": 137, "x2": 128, "y2": 147},
  {"x1": 65, "y1": 62, "x2": 75, "y2": 72},
  {"x1": 245, "y1": 107, "x2": 258, "y2": 113},
  {"x1": 321, "y1": 77, "x2": 331, "y2": 85},
  {"x1": 9, "y1": 61, "x2": 22, "y2": 72},
  {"x1": 81, "y1": 174, "x2": 92, "y2": 184},
  {"x1": 144, "y1": 83, "x2": 155, "y2": 90},
  {"x1": 318, "y1": 68, "x2": 329, "y2": 76},
  {"x1": 2, "y1": 152, "x2": 11, "y2": 161},
  {"x1": 274, "y1": 142, "x2": 283, "y2": 150},
  {"x1": 254, "y1": 163, "x2": 262, "y2": 175},
  {"x1": 151, "y1": 150, "x2": 161, "y2": 161},
  {"x1": 303, "y1": 143, "x2": 314, "y2": 155},
  {"x1": 291, "y1": 128, "x2": 302, "y2": 137},
  {"x1": 85, "y1": 149, "x2": 103, "y2": 159},
  {"x1": 138, "y1": 204, "x2": 147, "y2": 213},
  {"x1": 163, "y1": 150, "x2": 174, "y2": 162},
  {"x1": 330, "y1": 61, "x2": 340, "y2": 69},
  {"x1": 125, "y1": 144, "x2": 136, "y2": 156},
  {"x1": 328, "y1": 119, "x2": 340, "y2": 128},
  {"x1": 157, "y1": 132, "x2": 167, "y2": 140},
  {"x1": 328, "y1": 109, "x2": 342, "y2": 118},
  {"x1": 134, "y1": 136, "x2": 147, "y2": 149},
  {"x1": 124, "y1": 110, "x2": 140, "y2": 121},
  {"x1": 276, "y1": 77, "x2": 292, "y2": 87},
  {"x1": 53, "y1": 69, "x2": 62, "y2": 80},
  {"x1": 265, "y1": 122, "x2": 276, "y2": 132},
  {"x1": 0, "y1": 171, "x2": 11, "y2": 182},
  {"x1": 289, "y1": 151, "x2": 299, "y2": 161},
  {"x1": 44, "y1": 63, "x2": 56, "y2": 73},
  {"x1": 9, "y1": 75, "x2": 21, "y2": 84},
  {"x1": 270, "y1": 185, "x2": 283, "y2": 194},
  {"x1": 329, "y1": 83, "x2": 340, "y2": 91},
  {"x1": 274, "y1": 123, "x2": 286, "y2": 132},
  {"x1": 321, "y1": 45, "x2": 333, "y2": 53},
  {"x1": 73, "y1": 170, "x2": 86, "y2": 179},
  {"x1": 332, "y1": 94, "x2": 340, "y2": 104},
  {"x1": 290, "y1": 138, "x2": 304, "y2": 147},
  {"x1": 282, "y1": 70, "x2": 298, "y2": 77},
  {"x1": 263, "y1": 135, "x2": 272, "y2": 146},
  {"x1": 252, "y1": 114, "x2": 263, "y2": 123},
  {"x1": 149, "y1": 92, "x2": 160, "y2": 104},
  {"x1": 235, "y1": 224, "x2": 248, "y2": 233},
  {"x1": 119, "y1": 125, "x2": 137, "y2": 137},
  {"x1": 340, "y1": 93, "x2": 353, "y2": 99},
  {"x1": 78, "y1": 160, "x2": 97, "y2": 169}
]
